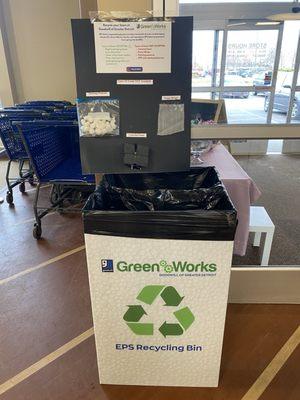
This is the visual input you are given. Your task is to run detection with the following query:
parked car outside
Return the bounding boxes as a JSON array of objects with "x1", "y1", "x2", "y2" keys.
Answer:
[
  {"x1": 264, "y1": 73, "x2": 300, "y2": 119},
  {"x1": 238, "y1": 68, "x2": 253, "y2": 78},
  {"x1": 253, "y1": 71, "x2": 272, "y2": 95},
  {"x1": 222, "y1": 76, "x2": 249, "y2": 99},
  {"x1": 264, "y1": 83, "x2": 300, "y2": 120}
]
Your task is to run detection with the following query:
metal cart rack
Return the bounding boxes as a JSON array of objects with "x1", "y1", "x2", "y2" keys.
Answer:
[
  {"x1": 24, "y1": 100, "x2": 73, "y2": 108},
  {"x1": 51, "y1": 110, "x2": 78, "y2": 120},
  {"x1": 0, "y1": 110, "x2": 45, "y2": 204},
  {"x1": 12, "y1": 105, "x2": 77, "y2": 120},
  {"x1": 14, "y1": 107, "x2": 77, "y2": 120},
  {"x1": 15, "y1": 120, "x2": 95, "y2": 239},
  {"x1": 14, "y1": 104, "x2": 58, "y2": 113}
]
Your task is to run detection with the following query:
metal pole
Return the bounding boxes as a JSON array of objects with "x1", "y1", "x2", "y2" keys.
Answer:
[
  {"x1": 287, "y1": 31, "x2": 300, "y2": 123},
  {"x1": 266, "y1": 24, "x2": 283, "y2": 124},
  {"x1": 219, "y1": 24, "x2": 228, "y2": 99},
  {"x1": 211, "y1": 30, "x2": 219, "y2": 100}
]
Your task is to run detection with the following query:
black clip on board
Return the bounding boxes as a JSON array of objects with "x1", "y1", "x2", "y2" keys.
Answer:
[{"x1": 71, "y1": 16, "x2": 193, "y2": 174}]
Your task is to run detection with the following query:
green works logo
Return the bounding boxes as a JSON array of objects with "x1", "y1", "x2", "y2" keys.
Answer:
[
  {"x1": 123, "y1": 285, "x2": 195, "y2": 337},
  {"x1": 117, "y1": 259, "x2": 217, "y2": 273}
]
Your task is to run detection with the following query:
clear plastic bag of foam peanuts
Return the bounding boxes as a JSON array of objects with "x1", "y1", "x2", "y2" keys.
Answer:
[{"x1": 77, "y1": 98, "x2": 120, "y2": 137}]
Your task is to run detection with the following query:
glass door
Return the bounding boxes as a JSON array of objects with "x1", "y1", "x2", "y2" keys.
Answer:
[{"x1": 222, "y1": 26, "x2": 280, "y2": 124}]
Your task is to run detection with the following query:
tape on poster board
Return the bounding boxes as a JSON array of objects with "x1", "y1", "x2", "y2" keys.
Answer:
[
  {"x1": 117, "y1": 80, "x2": 154, "y2": 86},
  {"x1": 126, "y1": 133, "x2": 147, "y2": 138},
  {"x1": 86, "y1": 92, "x2": 111, "y2": 97},
  {"x1": 162, "y1": 95, "x2": 181, "y2": 101}
]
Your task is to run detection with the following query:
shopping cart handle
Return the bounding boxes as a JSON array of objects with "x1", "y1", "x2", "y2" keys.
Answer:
[
  {"x1": 12, "y1": 120, "x2": 78, "y2": 127},
  {"x1": 1, "y1": 109, "x2": 45, "y2": 116}
]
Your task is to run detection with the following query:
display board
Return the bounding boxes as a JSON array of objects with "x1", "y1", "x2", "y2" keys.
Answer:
[{"x1": 71, "y1": 17, "x2": 193, "y2": 174}]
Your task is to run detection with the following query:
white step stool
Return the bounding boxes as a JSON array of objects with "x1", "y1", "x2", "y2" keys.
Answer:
[{"x1": 249, "y1": 206, "x2": 275, "y2": 266}]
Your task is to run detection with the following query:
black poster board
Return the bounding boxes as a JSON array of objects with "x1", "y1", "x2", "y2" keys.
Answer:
[{"x1": 71, "y1": 17, "x2": 193, "y2": 174}]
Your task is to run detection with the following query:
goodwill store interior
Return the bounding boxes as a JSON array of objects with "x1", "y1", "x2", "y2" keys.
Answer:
[{"x1": 0, "y1": 0, "x2": 300, "y2": 399}]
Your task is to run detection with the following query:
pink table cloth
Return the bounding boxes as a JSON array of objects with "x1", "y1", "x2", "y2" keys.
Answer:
[{"x1": 200, "y1": 144, "x2": 261, "y2": 256}]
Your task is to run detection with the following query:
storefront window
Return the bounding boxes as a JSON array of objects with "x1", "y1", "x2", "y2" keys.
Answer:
[
  {"x1": 225, "y1": 30, "x2": 278, "y2": 87},
  {"x1": 291, "y1": 92, "x2": 300, "y2": 123},
  {"x1": 191, "y1": 20, "x2": 300, "y2": 125},
  {"x1": 221, "y1": 92, "x2": 270, "y2": 124},
  {"x1": 192, "y1": 92, "x2": 214, "y2": 100},
  {"x1": 271, "y1": 75, "x2": 293, "y2": 124},
  {"x1": 192, "y1": 31, "x2": 215, "y2": 88}
]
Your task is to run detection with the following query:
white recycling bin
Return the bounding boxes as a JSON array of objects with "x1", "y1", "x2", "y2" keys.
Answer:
[{"x1": 83, "y1": 168, "x2": 237, "y2": 387}]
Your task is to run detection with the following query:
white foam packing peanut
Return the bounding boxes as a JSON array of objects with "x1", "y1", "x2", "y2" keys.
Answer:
[{"x1": 81, "y1": 112, "x2": 117, "y2": 136}]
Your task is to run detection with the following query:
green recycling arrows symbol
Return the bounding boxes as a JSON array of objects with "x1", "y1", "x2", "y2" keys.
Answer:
[{"x1": 123, "y1": 285, "x2": 195, "y2": 337}]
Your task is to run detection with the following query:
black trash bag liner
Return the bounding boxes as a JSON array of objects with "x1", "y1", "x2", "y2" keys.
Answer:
[
  {"x1": 83, "y1": 167, "x2": 237, "y2": 241},
  {"x1": 105, "y1": 167, "x2": 217, "y2": 191},
  {"x1": 87, "y1": 167, "x2": 228, "y2": 211},
  {"x1": 105, "y1": 183, "x2": 226, "y2": 211}
]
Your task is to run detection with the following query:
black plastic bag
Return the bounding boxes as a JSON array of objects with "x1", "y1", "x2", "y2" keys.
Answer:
[
  {"x1": 105, "y1": 183, "x2": 225, "y2": 211},
  {"x1": 83, "y1": 167, "x2": 237, "y2": 241}
]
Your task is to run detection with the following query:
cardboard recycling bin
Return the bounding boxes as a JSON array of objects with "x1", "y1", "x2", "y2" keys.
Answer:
[{"x1": 83, "y1": 167, "x2": 237, "y2": 387}]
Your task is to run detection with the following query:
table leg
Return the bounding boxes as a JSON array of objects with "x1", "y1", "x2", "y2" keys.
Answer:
[
  {"x1": 261, "y1": 230, "x2": 275, "y2": 266},
  {"x1": 253, "y1": 232, "x2": 261, "y2": 247}
]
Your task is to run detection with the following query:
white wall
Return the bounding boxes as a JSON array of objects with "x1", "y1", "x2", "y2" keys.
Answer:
[
  {"x1": 282, "y1": 139, "x2": 300, "y2": 154},
  {"x1": 80, "y1": 0, "x2": 98, "y2": 18},
  {"x1": 97, "y1": 0, "x2": 152, "y2": 13},
  {"x1": 2, "y1": 0, "x2": 80, "y2": 103}
]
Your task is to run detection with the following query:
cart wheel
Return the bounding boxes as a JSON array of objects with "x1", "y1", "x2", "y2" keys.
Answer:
[
  {"x1": 29, "y1": 177, "x2": 36, "y2": 186},
  {"x1": 33, "y1": 224, "x2": 42, "y2": 240},
  {"x1": 50, "y1": 189, "x2": 59, "y2": 205},
  {"x1": 19, "y1": 182, "x2": 26, "y2": 193},
  {"x1": 6, "y1": 192, "x2": 13, "y2": 205}
]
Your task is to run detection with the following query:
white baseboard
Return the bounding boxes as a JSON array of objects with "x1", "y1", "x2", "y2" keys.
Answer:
[{"x1": 229, "y1": 267, "x2": 300, "y2": 304}]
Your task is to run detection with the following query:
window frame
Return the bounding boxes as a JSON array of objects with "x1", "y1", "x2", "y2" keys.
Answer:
[
  {"x1": 193, "y1": 22, "x2": 285, "y2": 123},
  {"x1": 182, "y1": 1, "x2": 300, "y2": 131}
]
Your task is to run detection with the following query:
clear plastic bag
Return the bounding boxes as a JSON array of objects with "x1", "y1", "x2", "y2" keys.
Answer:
[
  {"x1": 77, "y1": 98, "x2": 120, "y2": 137},
  {"x1": 89, "y1": 11, "x2": 155, "y2": 22},
  {"x1": 157, "y1": 104, "x2": 184, "y2": 136},
  {"x1": 191, "y1": 140, "x2": 220, "y2": 166}
]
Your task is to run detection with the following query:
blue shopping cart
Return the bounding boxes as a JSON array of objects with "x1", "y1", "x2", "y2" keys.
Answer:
[
  {"x1": 0, "y1": 110, "x2": 46, "y2": 204},
  {"x1": 50, "y1": 110, "x2": 78, "y2": 120},
  {"x1": 15, "y1": 120, "x2": 95, "y2": 239},
  {"x1": 24, "y1": 100, "x2": 73, "y2": 108},
  {"x1": 6, "y1": 105, "x2": 77, "y2": 120},
  {"x1": 14, "y1": 104, "x2": 58, "y2": 112},
  {"x1": 1, "y1": 109, "x2": 47, "y2": 117},
  {"x1": 0, "y1": 102, "x2": 79, "y2": 205},
  {"x1": 12, "y1": 108, "x2": 77, "y2": 120}
]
